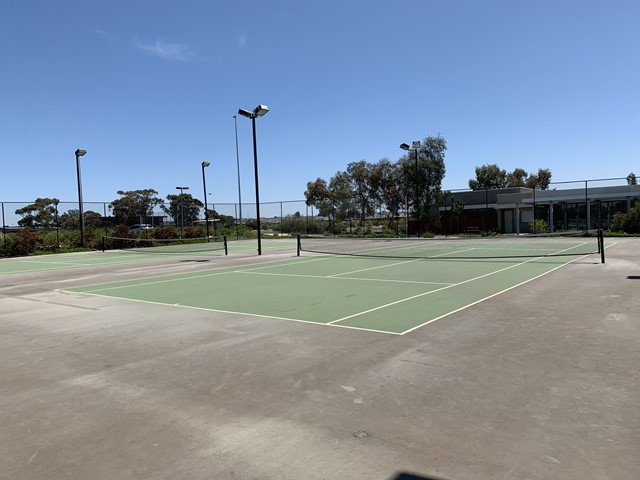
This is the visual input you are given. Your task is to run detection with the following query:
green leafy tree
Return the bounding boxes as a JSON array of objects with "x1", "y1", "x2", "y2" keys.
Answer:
[
  {"x1": 111, "y1": 189, "x2": 164, "y2": 226},
  {"x1": 15, "y1": 198, "x2": 60, "y2": 228},
  {"x1": 329, "y1": 170, "x2": 357, "y2": 222},
  {"x1": 371, "y1": 159, "x2": 402, "y2": 226},
  {"x1": 469, "y1": 164, "x2": 507, "y2": 190},
  {"x1": 163, "y1": 193, "x2": 203, "y2": 227},
  {"x1": 400, "y1": 136, "x2": 447, "y2": 224},
  {"x1": 506, "y1": 168, "x2": 528, "y2": 187},
  {"x1": 346, "y1": 160, "x2": 375, "y2": 225},
  {"x1": 526, "y1": 168, "x2": 552, "y2": 190},
  {"x1": 304, "y1": 178, "x2": 333, "y2": 218},
  {"x1": 58, "y1": 209, "x2": 102, "y2": 229}
]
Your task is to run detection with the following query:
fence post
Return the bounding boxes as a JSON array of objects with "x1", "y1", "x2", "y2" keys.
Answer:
[{"x1": 1, "y1": 202, "x2": 6, "y2": 256}]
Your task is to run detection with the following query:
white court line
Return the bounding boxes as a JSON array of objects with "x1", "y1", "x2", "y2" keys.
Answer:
[
  {"x1": 328, "y1": 253, "x2": 581, "y2": 325},
  {"x1": 8, "y1": 258, "x2": 95, "y2": 267},
  {"x1": 401, "y1": 255, "x2": 589, "y2": 334},
  {"x1": 235, "y1": 270, "x2": 453, "y2": 286},
  {"x1": 327, "y1": 258, "x2": 421, "y2": 277},
  {"x1": 69, "y1": 256, "x2": 332, "y2": 293},
  {"x1": 66, "y1": 291, "x2": 404, "y2": 336}
]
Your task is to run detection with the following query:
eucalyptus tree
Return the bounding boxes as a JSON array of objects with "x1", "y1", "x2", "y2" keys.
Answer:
[
  {"x1": 111, "y1": 189, "x2": 164, "y2": 226},
  {"x1": 163, "y1": 193, "x2": 203, "y2": 227},
  {"x1": 469, "y1": 164, "x2": 507, "y2": 190},
  {"x1": 399, "y1": 135, "x2": 447, "y2": 227},
  {"x1": 15, "y1": 198, "x2": 60, "y2": 228}
]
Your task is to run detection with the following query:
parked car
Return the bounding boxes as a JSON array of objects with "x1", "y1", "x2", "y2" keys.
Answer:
[{"x1": 129, "y1": 224, "x2": 152, "y2": 234}]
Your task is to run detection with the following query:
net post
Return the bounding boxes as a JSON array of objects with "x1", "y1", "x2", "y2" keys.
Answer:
[
  {"x1": 223, "y1": 235, "x2": 228, "y2": 255},
  {"x1": 296, "y1": 235, "x2": 301, "y2": 257},
  {"x1": 599, "y1": 229, "x2": 605, "y2": 263},
  {"x1": 101, "y1": 236, "x2": 105, "y2": 252}
]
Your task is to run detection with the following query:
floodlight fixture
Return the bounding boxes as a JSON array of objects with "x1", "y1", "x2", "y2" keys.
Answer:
[
  {"x1": 238, "y1": 105, "x2": 270, "y2": 119},
  {"x1": 412, "y1": 141, "x2": 421, "y2": 149},
  {"x1": 202, "y1": 161, "x2": 211, "y2": 168},
  {"x1": 254, "y1": 104, "x2": 269, "y2": 117},
  {"x1": 399, "y1": 143, "x2": 410, "y2": 151},
  {"x1": 75, "y1": 149, "x2": 87, "y2": 157}
]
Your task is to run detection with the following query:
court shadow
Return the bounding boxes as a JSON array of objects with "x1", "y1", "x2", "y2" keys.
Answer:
[
  {"x1": 179, "y1": 259, "x2": 211, "y2": 263},
  {"x1": 627, "y1": 275, "x2": 640, "y2": 280},
  {"x1": 388, "y1": 472, "x2": 449, "y2": 480}
]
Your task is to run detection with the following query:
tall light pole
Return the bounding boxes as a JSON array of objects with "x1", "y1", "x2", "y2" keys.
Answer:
[
  {"x1": 400, "y1": 141, "x2": 421, "y2": 237},
  {"x1": 237, "y1": 104, "x2": 269, "y2": 255},
  {"x1": 75, "y1": 148, "x2": 87, "y2": 247},
  {"x1": 175, "y1": 186, "x2": 189, "y2": 238},
  {"x1": 201, "y1": 162, "x2": 211, "y2": 240},
  {"x1": 233, "y1": 115, "x2": 242, "y2": 226}
]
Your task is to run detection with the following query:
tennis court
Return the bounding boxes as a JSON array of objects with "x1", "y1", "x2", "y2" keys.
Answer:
[
  {"x1": 0, "y1": 237, "x2": 293, "y2": 275},
  {"x1": 1, "y1": 235, "x2": 638, "y2": 480},
  {"x1": 64, "y1": 233, "x2": 605, "y2": 334}
]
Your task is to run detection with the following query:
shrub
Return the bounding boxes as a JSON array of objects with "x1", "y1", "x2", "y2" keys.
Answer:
[
  {"x1": 151, "y1": 226, "x2": 178, "y2": 239},
  {"x1": 11, "y1": 229, "x2": 40, "y2": 256},
  {"x1": 610, "y1": 203, "x2": 640, "y2": 233},
  {"x1": 529, "y1": 218, "x2": 548, "y2": 234}
]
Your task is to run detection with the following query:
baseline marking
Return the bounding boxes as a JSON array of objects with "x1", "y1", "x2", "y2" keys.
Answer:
[{"x1": 328, "y1": 253, "x2": 574, "y2": 325}]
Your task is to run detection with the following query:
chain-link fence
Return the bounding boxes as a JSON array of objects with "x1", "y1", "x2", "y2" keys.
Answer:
[{"x1": 2, "y1": 175, "x2": 639, "y2": 256}]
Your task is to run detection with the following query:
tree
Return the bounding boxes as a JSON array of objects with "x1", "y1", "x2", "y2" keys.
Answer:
[
  {"x1": 328, "y1": 170, "x2": 356, "y2": 222},
  {"x1": 398, "y1": 135, "x2": 447, "y2": 226},
  {"x1": 450, "y1": 194, "x2": 465, "y2": 232},
  {"x1": 627, "y1": 172, "x2": 637, "y2": 185},
  {"x1": 420, "y1": 136, "x2": 447, "y2": 224},
  {"x1": 526, "y1": 168, "x2": 552, "y2": 190},
  {"x1": 304, "y1": 178, "x2": 333, "y2": 218},
  {"x1": 371, "y1": 159, "x2": 402, "y2": 226},
  {"x1": 15, "y1": 198, "x2": 60, "y2": 228},
  {"x1": 58, "y1": 209, "x2": 102, "y2": 229},
  {"x1": 163, "y1": 193, "x2": 203, "y2": 227},
  {"x1": 469, "y1": 164, "x2": 507, "y2": 190},
  {"x1": 303, "y1": 134, "x2": 447, "y2": 231},
  {"x1": 111, "y1": 189, "x2": 164, "y2": 226},
  {"x1": 506, "y1": 168, "x2": 528, "y2": 187},
  {"x1": 346, "y1": 160, "x2": 375, "y2": 225}
]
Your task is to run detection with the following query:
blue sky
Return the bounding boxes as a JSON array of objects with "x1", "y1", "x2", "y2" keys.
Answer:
[{"x1": 1, "y1": 0, "x2": 638, "y2": 213}]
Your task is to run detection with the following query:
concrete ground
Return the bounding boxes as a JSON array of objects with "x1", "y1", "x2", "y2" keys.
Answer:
[{"x1": 1, "y1": 239, "x2": 638, "y2": 480}]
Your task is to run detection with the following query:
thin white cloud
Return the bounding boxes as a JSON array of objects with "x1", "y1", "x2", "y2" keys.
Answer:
[
  {"x1": 96, "y1": 29, "x2": 114, "y2": 41},
  {"x1": 135, "y1": 38, "x2": 196, "y2": 62}
]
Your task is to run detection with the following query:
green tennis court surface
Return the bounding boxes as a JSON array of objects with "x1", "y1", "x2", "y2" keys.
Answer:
[
  {"x1": 65, "y1": 251, "x2": 596, "y2": 334},
  {"x1": 0, "y1": 238, "x2": 295, "y2": 275}
]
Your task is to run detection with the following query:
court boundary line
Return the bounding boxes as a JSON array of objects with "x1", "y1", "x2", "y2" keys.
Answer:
[
  {"x1": 66, "y1": 256, "x2": 329, "y2": 293},
  {"x1": 62, "y1": 247, "x2": 608, "y2": 335},
  {"x1": 61, "y1": 290, "x2": 404, "y2": 336},
  {"x1": 327, "y1": 251, "x2": 592, "y2": 327},
  {"x1": 235, "y1": 270, "x2": 453, "y2": 286}
]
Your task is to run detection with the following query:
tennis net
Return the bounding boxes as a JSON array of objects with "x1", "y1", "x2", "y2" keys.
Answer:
[
  {"x1": 102, "y1": 236, "x2": 228, "y2": 255},
  {"x1": 297, "y1": 230, "x2": 604, "y2": 262}
]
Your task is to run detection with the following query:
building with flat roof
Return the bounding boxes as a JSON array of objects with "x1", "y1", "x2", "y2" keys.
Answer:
[{"x1": 438, "y1": 183, "x2": 640, "y2": 234}]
